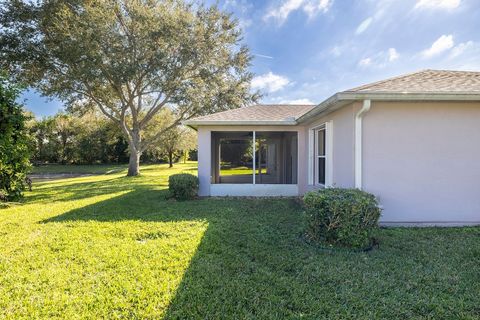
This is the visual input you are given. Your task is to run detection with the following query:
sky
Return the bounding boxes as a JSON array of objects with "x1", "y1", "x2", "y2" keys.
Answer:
[{"x1": 23, "y1": 0, "x2": 480, "y2": 116}]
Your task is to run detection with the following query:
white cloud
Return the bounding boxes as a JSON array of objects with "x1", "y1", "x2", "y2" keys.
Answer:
[
  {"x1": 443, "y1": 40, "x2": 480, "y2": 69},
  {"x1": 357, "y1": 48, "x2": 400, "y2": 68},
  {"x1": 251, "y1": 72, "x2": 290, "y2": 93},
  {"x1": 264, "y1": 0, "x2": 332, "y2": 24},
  {"x1": 388, "y1": 48, "x2": 399, "y2": 61},
  {"x1": 281, "y1": 98, "x2": 315, "y2": 104},
  {"x1": 414, "y1": 0, "x2": 461, "y2": 10},
  {"x1": 421, "y1": 34, "x2": 454, "y2": 58},
  {"x1": 303, "y1": 0, "x2": 333, "y2": 18},
  {"x1": 449, "y1": 41, "x2": 474, "y2": 58},
  {"x1": 355, "y1": 17, "x2": 373, "y2": 34},
  {"x1": 358, "y1": 58, "x2": 372, "y2": 67},
  {"x1": 264, "y1": 0, "x2": 303, "y2": 23}
]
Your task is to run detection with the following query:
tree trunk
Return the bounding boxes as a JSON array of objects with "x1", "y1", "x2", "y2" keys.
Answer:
[
  {"x1": 127, "y1": 151, "x2": 141, "y2": 176},
  {"x1": 168, "y1": 151, "x2": 173, "y2": 168},
  {"x1": 127, "y1": 129, "x2": 141, "y2": 176}
]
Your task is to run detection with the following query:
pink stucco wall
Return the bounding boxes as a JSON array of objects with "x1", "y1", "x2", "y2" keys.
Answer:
[
  {"x1": 363, "y1": 101, "x2": 480, "y2": 224},
  {"x1": 196, "y1": 101, "x2": 480, "y2": 225},
  {"x1": 302, "y1": 102, "x2": 358, "y2": 191}
]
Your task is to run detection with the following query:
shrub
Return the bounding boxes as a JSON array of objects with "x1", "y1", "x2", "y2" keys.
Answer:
[
  {"x1": 0, "y1": 74, "x2": 32, "y2": 201},
  {"x1": 303, "y1": 188, "x2": 382, "y2": 249},
  {"x1": 168, "y1": 173, "x2": 199, "y2": 200}
]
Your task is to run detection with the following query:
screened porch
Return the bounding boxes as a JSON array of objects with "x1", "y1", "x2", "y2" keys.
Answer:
[{"x1": 210, "y1": 131, "x2": 298, "y2": 185}]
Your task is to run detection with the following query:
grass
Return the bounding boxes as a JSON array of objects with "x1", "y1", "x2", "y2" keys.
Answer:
[
  {"x1": 31, "y1": 163, "x2": 129, "y2": 174},
  {"x1": 220, "y1": 166, "x2": 267, "y2": 176},
  {"x1": 1, "y1": 162, "x2": 479, "y2": 319}
]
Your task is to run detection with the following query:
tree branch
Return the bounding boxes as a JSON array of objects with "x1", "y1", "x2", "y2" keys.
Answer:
[
  {"x1": 73, "y1": 88, "x2": 122, "y2": 124},
  {"x1": 140, "y1": 109, "x2": 189, "y2": 152},
  {"x1": 138, "y1": 93, "x2": 170, "y2": 128}
]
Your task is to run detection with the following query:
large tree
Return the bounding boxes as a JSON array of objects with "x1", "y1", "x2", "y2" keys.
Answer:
[
  {"x1": 143, "y1": 108, "x2": 196, "y2": 167},
  {"x1": 0, "y1": 0, "x2": 257, "y2": 175}
]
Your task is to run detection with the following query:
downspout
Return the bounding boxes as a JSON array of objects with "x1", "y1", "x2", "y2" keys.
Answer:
[
  {"x1": 354, "y1": 99, "x2": 371, "y2": 189},
  {"x1": 252, "y1": 131, "x2": 256, "y2": 185}
]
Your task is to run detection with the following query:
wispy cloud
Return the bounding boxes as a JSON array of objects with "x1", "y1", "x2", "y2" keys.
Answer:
[
  {"x1": 358, "y1": 47, "x2": 400, "y2": 68},
  {"x1": 251, "y1": 72, "x2": 290, "y2": 93},
  {"x1": 281, "y1": 98, "x2": 315, "y2": 104},
  {"x1": 253, "y1": 53, "x2": 274, "y2": 59},
  {"x1": 414, "y1": 0, "x2": 461, "y2": 10},
  {"x1": 263, "y1": 0, "x2": 303, "y2": 23},
  {"x1": 355, "y1": 17, "x2": 373, "y2": 34},
  {"x1": 303, "y1": 0, "x2": 333, "y2": 19},
  {"x1": 421, "y1": 34, "x2": 454, "y2": 58},
  {"x1": 388, "y1": 48, "x2": 399, "y2": 62},
  {"x1": 443, "y1": 40, "x2": 480, "y2": 69},
  {"x1": 358, "y1": 58, "x2": 372, "y2": 67},
  {"x1": 264, "y1": 0, "x2": 332, "y2": 24},
  {"x1": 449, "y1": 41, "x2": 475, "y2": 58},
  {"x1": 238, "y1": 19, "x2": 253, "y2": 30}
]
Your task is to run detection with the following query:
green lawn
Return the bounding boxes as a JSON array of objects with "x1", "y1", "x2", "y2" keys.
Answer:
[
  {"x1": 220, "y1": 166, "x2": 267, "y2": 176},
  {"x1": 31, "y1": 163, "x2": 129, "y2": 174},
  {"x1": 1, "y1": 162, "x2": 479, "y2": 319}
]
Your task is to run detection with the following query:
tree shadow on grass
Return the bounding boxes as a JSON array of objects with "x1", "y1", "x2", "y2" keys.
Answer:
[
  {"x1": 41, "y1": 188, "x2": 197, "y2": 223},
  {"x1": 27, "y1": 176, "x2": 165, "y2": 204},
  {"x1": 40, "y1": 189, "x2": 321, "y2": 318},
  {"x1": 39, "y1": 190, "x2": 480, "y2": 319}
]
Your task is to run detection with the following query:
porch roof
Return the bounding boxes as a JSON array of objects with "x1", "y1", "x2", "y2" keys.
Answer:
[{"x1": 184, "y1": 104, "x2": 315, "y2": 126}]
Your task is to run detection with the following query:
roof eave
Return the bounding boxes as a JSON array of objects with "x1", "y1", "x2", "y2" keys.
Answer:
[
  {"x1": 296, "y1": 93, "x2": 354, "y2": 124},
  {"x1": 342, "y1": 91, "x2": 480, "y2": 100},
  {"x1": 296, "y1": 91, "x2": 480, "y2": 124},
  {"x1": 182, "y1": 120, "x2": 298, "y2": 128}
]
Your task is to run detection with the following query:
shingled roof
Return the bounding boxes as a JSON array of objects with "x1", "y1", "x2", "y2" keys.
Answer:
[
  {"x1": 186, "y1": 104, "x2": 315, "y2": 125},
  {"x1": 345, "y1": 69, "x2": 480, "y2": 93},
  {"x1": 186, "y1": 69, "x2": 480, "y2": 126}
]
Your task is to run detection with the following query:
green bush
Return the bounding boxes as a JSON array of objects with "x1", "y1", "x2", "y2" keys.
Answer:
[
  {"x1": 168, "y1": 173, "x2": 199, "y2": 200},
  {"x1": 303, "y1": 188, "x2": 382, "y2": 248},
  {"x1": 0, "y1": 74, "x2": 32, "y2": 201}
]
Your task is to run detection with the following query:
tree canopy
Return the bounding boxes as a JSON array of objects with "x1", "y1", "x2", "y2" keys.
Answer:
[{"x1": 0, "y1": 0, "x2": 258, "y2": 175}]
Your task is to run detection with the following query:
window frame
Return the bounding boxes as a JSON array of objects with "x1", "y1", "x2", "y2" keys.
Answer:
[
  {"x1": 310, "y1": 122, "x2": 332, "y2": 187},
  {"x1": 213, "y1": 130, "x2": 299, "y2": 185},
  {"x1": 314, "y1": 126, "x2": 326, "y2": 186}
]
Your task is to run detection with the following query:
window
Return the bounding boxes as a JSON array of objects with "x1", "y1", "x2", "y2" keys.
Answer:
[
  {"x1": 315, "y1": 128, "x2": 326, "y2": 185},
  {"x1": 309, "y1": 122, "x2": 331, "y2": 186}
]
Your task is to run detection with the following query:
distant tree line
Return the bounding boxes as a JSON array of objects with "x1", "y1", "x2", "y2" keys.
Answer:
[{"x1": 28, "y1": 108, "x2": 197, "y2": 167}]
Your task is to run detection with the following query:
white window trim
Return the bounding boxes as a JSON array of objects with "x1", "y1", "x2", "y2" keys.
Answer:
[
  {"x1": 309, "y1": 121, "x2": 333, "y2": 187},
  {"x1": 325, "y1": 121, "x2": 333, "y2": 186},
  {"x1": 307, "y1": 129, "x2": 314, "y2": 185}
]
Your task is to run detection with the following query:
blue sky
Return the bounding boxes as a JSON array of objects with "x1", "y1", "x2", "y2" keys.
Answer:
[{"x1": 23, "y1": 0, "x2": 480, "y2": 116}]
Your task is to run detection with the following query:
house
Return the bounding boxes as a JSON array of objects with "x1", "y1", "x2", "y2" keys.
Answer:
[{"x1": 185, "y1": 70, "x2": 480, "y2": 226}]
